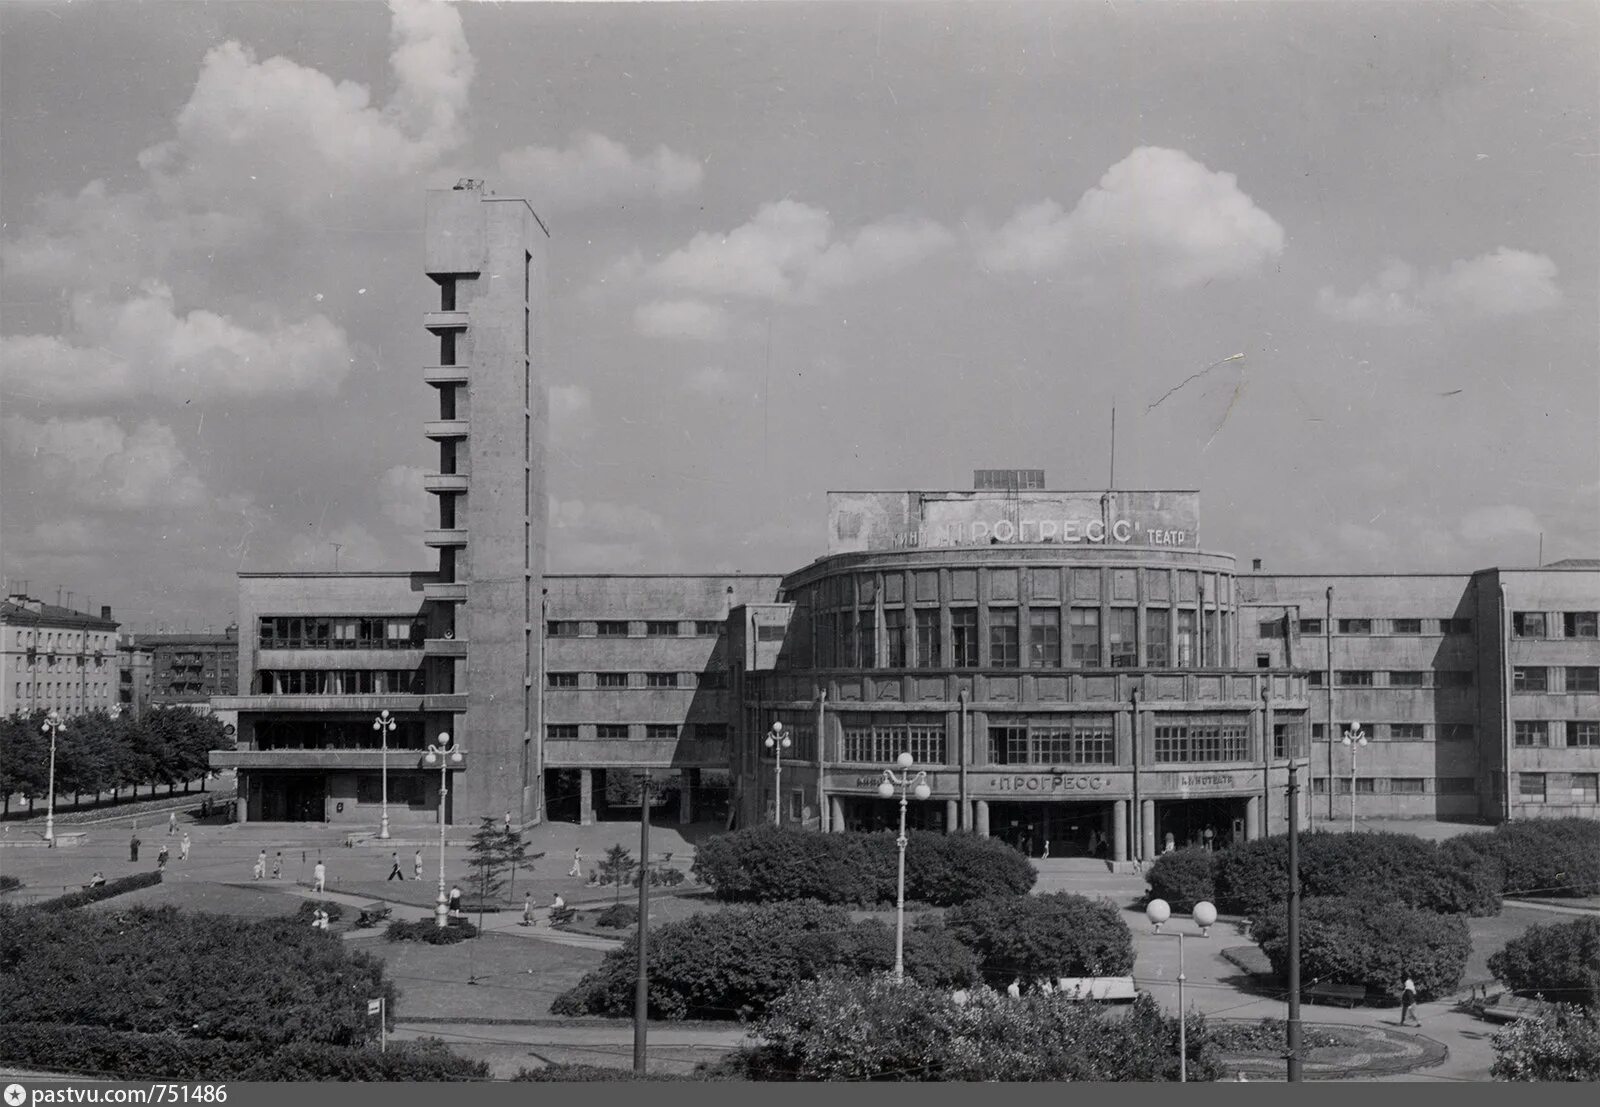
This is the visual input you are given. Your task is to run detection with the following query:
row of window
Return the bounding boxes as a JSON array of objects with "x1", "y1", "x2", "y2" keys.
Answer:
[
  {"x1": 1309, "y1": 670, "x2": 1474, "y2": 688},
  {"x1": 547, "y1": 620, "x2": 725, "y2": 638},
  {"x1": 16, "y1": 655, "x2": 111, "y2": 672},
  {"x1": 1512, "y1": 666, "x2": 1599, "y2": 693},
  {"x1": 10, "y1": 630, "x2": 118, "y2": 651},
  {"x1": 988, "y1": 716, "x2": 1115, "y2": 765},
  {"x1": 13, "y1": 681, "x2": 116, "y2": 701},
  {"x1": 1262, "y1": 618, "x2": 1473, "y2": 637},
  {"x1": 1513, "y1": 611, "x2": 1598, "y2": 639},
  {"x1": 1518, "y1": 773, "x2": 1599, "y2": 804},
  {"x1": 802, "y1": 566, "x2": 1231, "y2": 611},
  {"x1": 1513, "y1": 720, "x2": 1600, "y2": 748},
  {"x1": 544, "y1": 723, "x2": 729, "y2": 742},
  {"x1": 546, "y1": 671, "x2": 729, "y2": 690},
  {"x1": 257, "y1": 617, "x2": 425, "y2": 649},
  {"x1": 253, "y1": 670, "x2": 426, "y2": 695},
  {"x1": 1312, "y1": 723, "x2": 1477, "y2": 741},
  {"x1": 1313, "y1": 777, "x2": 1477, "y2": 795}
]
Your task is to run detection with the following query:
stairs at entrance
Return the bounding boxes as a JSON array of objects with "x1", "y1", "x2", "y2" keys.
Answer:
[{"x1": 1031, "y1": 857, "x2": 1118, "y2": 875}]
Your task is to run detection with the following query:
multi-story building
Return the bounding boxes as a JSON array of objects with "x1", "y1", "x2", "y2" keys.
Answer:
[
  {"x1": 116, "y1": 634, "x2": 155, "y2": 718},
  {"x1": 136, "y1": 628, "x2": 239, "y2": 710},
  {"x1": 1, "y1": 596, "x2": 121, "y2": 718},
  {"x1": 211, "y1": 179, "x2": 548, "y2": 827}
]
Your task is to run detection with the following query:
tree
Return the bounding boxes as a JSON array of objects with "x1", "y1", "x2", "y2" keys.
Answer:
[
  {"x1": 1251, "y1": 896, "x2": 1470, "y2": 999},
  {"x1": 1489, "y1": 917, "x2": 1600, "y2": 1009},
  {"x1": 1492, "y1": 1005, "x2": 1600, "y2": 1081},
  {"x1": 463, "y1": 817, "x2": 512, "y2": 918},
  {"x1": 598, "y1": 843, "x2": 637, "y2": 907},
  {"x1": 945, "y1": 893, "x2": 1134, "y2": 985}
]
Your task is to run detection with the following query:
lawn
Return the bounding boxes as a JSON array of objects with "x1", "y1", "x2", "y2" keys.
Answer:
[
  {"x1": 353, "y1": 931, "x2": 606, "y2": 1020},
  {"x1": 81, "y1": 879, "x2": 302, "y2": 920}
]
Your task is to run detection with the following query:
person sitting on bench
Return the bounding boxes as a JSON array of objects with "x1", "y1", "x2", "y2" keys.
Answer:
[{"x1": 83, "y1": 872, "x2": 107, "y2": 889}]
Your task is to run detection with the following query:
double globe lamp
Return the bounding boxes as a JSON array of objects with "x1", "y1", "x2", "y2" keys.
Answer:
[{"x1": 1145, "y1": 896, "x2": 1217, "y2": 1083}]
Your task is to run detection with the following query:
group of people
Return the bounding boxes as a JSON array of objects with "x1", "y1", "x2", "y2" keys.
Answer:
[
  {"x1": 128, "y1": 814, "x2": 191, "y2": 871},
  {"x1": 386, "y1": 850, "x2": 424, "y2": 881},
  {"x1": 251, "y1": 850, "x2": 325, "y2": 892}
]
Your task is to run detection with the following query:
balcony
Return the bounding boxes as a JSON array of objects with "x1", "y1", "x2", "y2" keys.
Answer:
[
  {"x1": 423, "y1": 472, "x2": 468, "y2": 494},
  {"x1": 256, "y1": 648, "x2": 425, "y2": 669},
  {"x1": 423, "y1": 420, "x2": 469, "y2": 441},
  {"x1": 423, "y1": 311, "x2": 468, "y2": 332},
  {"x1": 423, "y1": 637, "x2": 468, "y2": 658},
  {"x1": 423, "y1": 581, "x2": 468, "y2": 603},
  {"x1": 212, "y1": 694, "x2": 425, "y2": 713},
  {"x1": 212, "y1": 748, "x2": 465, "y2": 771},
  {"x1": 424, "y1": 364, "x2": 469, "y2": 385},
  {"x1": 423, "y1": 693, "x2": 468, "y2": 713},
  {"x1": 423, "y1": 528, "x2": 468, "y2": 548}
]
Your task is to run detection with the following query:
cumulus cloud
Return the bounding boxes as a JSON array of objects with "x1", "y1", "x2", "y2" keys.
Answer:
[
  {"x1": 548, "y1": 497, "x2": 669, "y2": 571},
  {"x1": 644, "y1": 200, "x2": 954, "y2": 302},
  {"x1": 1319, "y1": 248, "x2": 1564, "y2": 324},
  {"x1": 280, "y1": 521, "x2": 399, "y2": 572},
  {"x1": 0, "y1": 283, "x2": 353, "y2": 404},
  {"x1": 1, "y1": 415, "x2": 210, "y2": 510},
  {"x1": 634, "y1": 299, "x2": 730, "y2": 341},
  {"x1": 976, "y1": 146, "x2": 1285, "y2": 287},
  {"x1": 498, "y1": 132, "x2": 702, "y2": 211},
  {"x1": 378, "y1": 464, "x2": 430, "y2": 531}
]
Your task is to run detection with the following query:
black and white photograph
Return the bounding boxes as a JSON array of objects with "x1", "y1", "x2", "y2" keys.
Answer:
[{"x1": 1, "y1": 0, "x2": 1596, "y2": 1088}]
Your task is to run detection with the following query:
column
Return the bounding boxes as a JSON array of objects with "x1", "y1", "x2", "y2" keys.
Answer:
[
  {"x1": 1112, "y1": 799, "x2": 1128, "y2": 862},
  {"x1": 235, "y1": 774, "x2": 249, "y2": 824},
  {"x1": 578, "y1": 769, "x2": 594, "y2": 826},
  {"x1": 1140, "y1": 798, "x2": 1155, "y2": 860},
  {"x1": 1246, "y1": 795, "x2": 1261, "y2": 840},
  {"x1": 830, "y1": 795, "x2": 845, "y2": 832},
  {"x1": 678, "y1": 768, "x2": 696, "y2": 825},
  {"x1": 975, "y1": 799, "x2": 990, "y2": 837},
  {"x1": 945, "y1": 798, "x2": 958, "y2": 833},
  {"x1": 963, "y1": 799, "x2": 974, "y2": 833}
]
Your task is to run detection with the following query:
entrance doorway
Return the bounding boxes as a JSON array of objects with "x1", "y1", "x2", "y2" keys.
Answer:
[
  {"x1": 1154, "y1": 797, "x2": 1247, "y2": 853},
  {"x1": 838, "y1": 796, "x2": 947, "y2": 834},
  {"x1": 257, "y1": 774, "x2": 327, "y2": 822},
  {"x1": 988, "y1": 802, "x2": 1112, "y2": 859}
]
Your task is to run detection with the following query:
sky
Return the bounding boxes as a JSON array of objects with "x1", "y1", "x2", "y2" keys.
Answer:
[{"x1": 1, "y1": 0, "x2": 1595, "y2": 633}]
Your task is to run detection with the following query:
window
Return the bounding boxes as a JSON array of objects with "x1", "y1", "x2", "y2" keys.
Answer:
[
  {"x1": 596, "y1": 672, "x2": 628, "y2": 688},
  {"x1": 989, "y1": 608, "x2": 1019, "y2": 668},
  {"x1": 1389, "y1": 671, "x2": 1425, "y2": 687},
  {"x1": 841, "y1": 715, "x2": 946, "y2": 765},
  {"x1": 1514, "y1": 721, "x2": 1550, "y2": 747},
  {"x1": 1435, "y1": 670, "x2": 1474, "y2": 688},
  {"x1": 546, "y1": 724, "x2": 578, "y2": 739},
  {"x1": 1338, "y1": 618, "x2": 1372, "y2": 634},
  {"x1": 1203, "y1": 611, "x2": 1219, "y2": 664},
  {"x1": 1565, "y1": 612, "x2": 1598, "y2": 639},
  {"x1": 1388, "y1": 724, "x2": 1425, "y2": 741},
  {"x1": 1258, "y1": 619, "x2": 1285, "y2": 639},
  {"x1": 1176, "y1": 610, "x2": 1196, "y2": 667},
  {"x1": 1069, "y1": 608, "x2": 1101, "y2": 667},
  {"x1": 1109, "y1": 609, "x2": 1137, "y2": 668},
  {"x1": 596, "y1": 621, "x2": 629, "y2": 637},
  {"x1": 1337, "y1": 670, "x2": 1374, "y2": 687},
  {"x1": 757, "y1": 624, "x2": 787, "y2": 642},
  {"x1": 950, "y1": 609, "x2": 978, "y2": 668},
  {"x1": 694, "y1": 620, "x2": 724, "y2": 636},
  {"x1": 645, "y1": 620, "x2": 679, "y2": 637},
  {"x1": 1569, "y1": 721, "x2": 1600, "y2": 748},
  {"x1": 1572, "y1": 774, "x2": 1599, "y2": 804},
  {"x1": 1257, "y1": 654, "x2": 1271, "y2": 669},
  {"x1": 1146, "y1": 609, "x2": 1170, "y2": 667},
  {"x1": 1440, "y1": 723, "x2": 1475, "y2": 741},
  {"x1": 987, "y1": 715, "x2": 1113, "y2": 765},
  {"x1": 1355, "y1": 778, "x2": 1377, "y2": 794},
  {"x1": 595, "y1": 724, "x2": 630, "y2": 740},
  {"x1": 1273, "y1": 722, "x2": 1302, "y2": 759},
  {"x1": 645, "y1": 724, "x2": 678, "y2": 740},
  {"x1": 1311, "y1": 723, "x2": 1327, "y2": 740},
  {"x1": 884, "y1": 609, "x2": 906, "y2": 668},
  {"x1": 1307, "y1": 671, "x2": 1326, "y2": 687},
  {"x1": 546, "y1": 672, "x2": 578, "y2": 688},
  {"x1": 1391, "y1": 618, "x2": 1423, "y2": 635},
  {"x1": 646, "y1": 672, "x2": 679, "y2": 688},
  {"x1": 1513, "y1": 667, "x2": 1549, "y2": 693},
  {"x1": 1028, "y1": 608, "x2": 1061, "y2": 668},
  {"x1": 854, "y1": 610, "x2": 876, "y2": 668},
  {"x1": 1518, "y1": 773, "x2": 1546, "y2": 803},
  {"x1": 1439, "y1": 618, "x2": 1472, "y2": 634},
  {"x1": 1513, "y1": 612, "x2": 1548, "y2": 638},
  {"x1": 1312, "y1": 777, "x2": 1329, "y2": 794},
  {"x1": 1153, "y1": 717, "x2": 1250, "y2": 763},
  {"x1": 1299, "y1": 618, "x2": 1323, "y2": 635},
  {"x1": 913, "y1": 609, "x2": 940, "y2": 668},
  {"x1": 1566, "y1": 667, "x2": 1599, "y2": 693},
  {"x1": 1391, "y1": 778, "x2": 1426, "y2": 794}
]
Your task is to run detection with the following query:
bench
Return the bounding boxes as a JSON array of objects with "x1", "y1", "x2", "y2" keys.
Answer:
[
  {"x1": 1056, "y1": 976, "x2": 1139, "y2": 1003},
  {"x1": 355, "y1": 902, "x2": 392, "y2": 928},
  {"x1": 1305, "y1": 982, "x2": 1367, "y2": 1008}
]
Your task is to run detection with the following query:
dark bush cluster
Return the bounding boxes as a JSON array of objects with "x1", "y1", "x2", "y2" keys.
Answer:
[
  {"x1": 35, "y1": 871, "x2": 163, "y2": 913},
  {"x1": 1489, "y1": 916, "x2": 1600, "y2": 1009},
  {"x1": 0, "y1": 875, "x2": 21, "y2": 892},
  {"x1": 385, "y1": 919, "x2": 478, "y2": 944},
  {"x1": 1144, "y1": 848, "x2": 1215, "y2": 912},
  {"x1": 1492, "y1": 1004, "x2": 1600, "y2": 1082},
  {"x1": 295, "y1": 900, "x2": 345, "y2": 923},
  {"x1": 0, "y1": 1024, "x2": 486, "y2": 1081},
  {"x1": 596, "y1": 903, "x2": 639, "y2": 929},
  {"x1": 1443, "y1": 819, "x2": 1600, "y2": 900},
  {"x1": 551, "y1": 900, "x2": 980, "y2": 1021},
  {"x1": 945, "y1": 893, "x2": 1134, "y2": 985},
  {"x1": 1250, "y1": 896, "x2": 1470, "y2": 1000},
  {"x1": 691, "y1": 826, "x2": 1035, "y2": 906},
  {"x1": 512, "y1": 1064, "x2": 714, "y2": 1081}
]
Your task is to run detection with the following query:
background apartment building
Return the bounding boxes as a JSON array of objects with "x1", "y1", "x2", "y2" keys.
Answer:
[
  {"x1": 1, "y1": 596, "x2": 121, "y2": 718},
  {"x1": 134, "y1": 628, "x2": 239, "y2": 711}
]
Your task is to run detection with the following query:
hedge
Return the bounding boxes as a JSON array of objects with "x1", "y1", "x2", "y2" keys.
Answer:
[
  {"x1": 1444, "y1": 819, "x2": 1600, "y2": 900},
  {"x1": 713, "y1": 973, "x2": 1222, "y2": 1082},
  {"x1": 945, "y1": 893, "x2": 1134, "y2": 985},
  {"x1": 295, "y1": 900, "x2": 346, "y2": 923},
  {"x1": 1492, "y1": 1005, "x2": 1600, "y2": 1082},
  {"x1": 1251, "y1": 895, "x2": 1470, "y2": 1000},
  {"x1": 1213, "y1": 831, "x2": 1500, "y2": 919},
  {"x1": 0, "y1": 875, "x2": 21, "y2": 892},
  {"x1": 596, "y1": 903, "x2": 639, "y2": 929},
  {"x1": 551, "y1": 900, "x2": 979, "y2": 1021},
  {"x1": 35, "y1": 870, "x2": 163, "y2": 913},
  {"x1": 1145, "y1": 848, "x2": 1215, "y2": 912},
  {"x1": 386, "y1": 919, "x2": 478, "y2": 943},
  {"x1": 512, "y1": 1064, "x2": 713, "y2": 1082},
  {"x1": 1489, "y1": 916, "x2": 1600, "y2": 1009},
  {"x1": 690, "y1": 826, "x2": 1035, "y2": 906},
  {"x1": 0, "y1": 1023, "x2": 487, "y2": 1081}
]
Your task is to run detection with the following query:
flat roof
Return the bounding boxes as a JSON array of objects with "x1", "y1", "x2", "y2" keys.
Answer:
[
  {"x1": 827, "y1": 488, "x2": 1201, "y2": 495},
  {"x1": 238, "y1": 571, "x2": 424, "y2": 578}
]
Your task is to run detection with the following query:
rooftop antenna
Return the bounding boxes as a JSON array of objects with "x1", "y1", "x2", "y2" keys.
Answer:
[
  {"x1": 1538, "y1": 533, "x2": 1543, "y2": 567},
  {"x1": 66, "y1": 591, "x2": 75, "y2": 612},
  {"x1": 332, "y1": 542, "x2": 344, "y2": 571},
  {"x1": 1109, "y1": 404, "x2": 1116, "y2": 489},
  {"x1": 56, "y1": 586, "x2": 64, "y2": 607}
]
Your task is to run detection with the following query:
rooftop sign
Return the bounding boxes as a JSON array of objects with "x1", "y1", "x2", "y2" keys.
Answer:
[{"x1": 827, "y1": 490, "x2": 1200, "y2": 554}]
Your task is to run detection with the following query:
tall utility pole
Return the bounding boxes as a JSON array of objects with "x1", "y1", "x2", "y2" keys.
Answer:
[
  {"x1": 1286, "y1": 762, "x2": 1303, "y2": 1083},
  {"x1": 634, "y1": 771, "x2": 651, "y2": 1074}
]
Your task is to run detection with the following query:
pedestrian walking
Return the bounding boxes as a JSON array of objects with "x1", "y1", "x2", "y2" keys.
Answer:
[
  {"x1": 521, "y1": 894, "x2": 533, "y2": 927},
  {"x1": 448, "y1": 884, "x2": 462, "y2": 918},
  {"x1": 387, "y1": 852, "x2": 405, "y2": 881},
  {"x1": 413, "y1": 849, "x2": 423, "y2": 881},
  {"x1": 179, "y1": 833, "x2": 191, "y2": 862},
  {"x1": 504, "y1": 810, "x2": 512, "y2": 833},
  {"x1": 253, "y1": 850, "x2": 266, "y2": 880},
  {"x1": 156, "y1": 844, "x2": 169, "y2": 872},
  {"x1": 1042, "y1": 839, "x2": 1050, "y2": 859},
  {"x1": 168, "y1": 811, "x2": 177, "y2": 837},
  {"x1": 1204, "y1": 825, "x2": 1216, "y2": 852},
  {"x1": 568, "y1": 848, "x2": 582, "y2": 878},
  {"x1": 272, "y1": 852, "x2": 282, "y2": 880},
  {"x1": 1400, "y1": 974, "x2": 1421, "y2": 1026},
  {"x1": 129, "y1": 832, "x2": 141, "y2": 863},
  {"x1": 313, "y1": 860, "x2": 326, "y2": 894}
]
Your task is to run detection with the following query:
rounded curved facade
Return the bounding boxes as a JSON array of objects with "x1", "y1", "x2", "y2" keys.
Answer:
[{"x1": 735, "y1": 536, "x2": 1312, "y2": 863}]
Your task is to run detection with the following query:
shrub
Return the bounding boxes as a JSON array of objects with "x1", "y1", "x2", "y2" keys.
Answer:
[
  {"x1": 1491, "y1": 1004, "x2": 1600, "y2": 1081},
  {"x1": 551, "y1": 900, "x2": 979, "y2": 1021},
  {"x1": 945, "y1": 893, "x2": 1133, "y2": 985},
  {"x1": 295, "y1": 900, "x2": 345, "y2": 923},
  {"x1": 0, "y1": 1024, "x2": 487, "y2": 1081},
  {"x1": 596, "y1": 903, "x2": 639, "y2": 929},
  {"x1": 690, "y1": 826, "x2": 1034, "y2": 906},
  {"x1": 1251, "y1": 895, "x2": 1470, "y2": 1000},
  {"x1": 0, "y1": 875, "x2": 21, "y2": 892},
  {"x1": 1145, "y1": 848, "x2": 1215, "y2": 912},
  {"x1": 385, "y1": 919, "x2": 477, "y2": 944},
  {"x1": 35, "y1": 870, "x2": 162, "y2": 912},
  {"x1": 549, "y1": 904, "x2": 576, "y2": 927},
  {"x1": 1489, "y1": 916, "x2": 1600, "y2": 1009},
  {"x1": 1453, "y1": 819, "x2": 1600, "y2": 900},
  {"x1": 512, "y1": 1064, "x2": 710, "y2": 1081},
  {"x1": 1209, "y1": 1019, "x2": 1344, "y2": 1053},
  {"x1": 717, "y1": 973, "x2": 1221, "y2": 1082}
]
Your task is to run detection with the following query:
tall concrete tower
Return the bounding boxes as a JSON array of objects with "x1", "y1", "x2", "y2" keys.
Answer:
[{"x1": 422, "y1": 180, "x2": 549, "y2": 825}]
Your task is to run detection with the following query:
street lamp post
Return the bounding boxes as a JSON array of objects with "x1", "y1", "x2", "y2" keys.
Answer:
[
  {"x1": 41, "y1": 710, "x2": 64, "y2": 844},
  {"x1": 1146, "y1": 897, "x2": 1217, "y2": 1083},
  {"x1": 877, "y1": 751, "x2": 930, "y2": 982},
  {"x1": 373, "y1": 709, "x2": 397, "y2": 840},
  {"x1": 1341, "y1": 722, "x2": 1367, "y2": 832},
  {"x1": 423, "y1": 733, "x2": 463, "y2": 928},
  {"x1": 764, "y1": 722, "x2": 791, "y2": 827}
]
